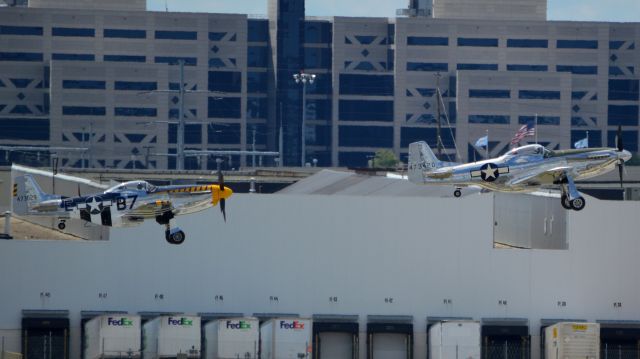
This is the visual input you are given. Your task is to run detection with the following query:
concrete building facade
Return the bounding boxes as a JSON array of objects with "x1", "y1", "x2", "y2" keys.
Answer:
[{"x1": 0, "y1": 0, "x2": 638, "y2": 169}]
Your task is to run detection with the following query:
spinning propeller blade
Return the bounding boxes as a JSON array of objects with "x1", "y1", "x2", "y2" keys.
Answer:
[
  {"x1": 616, "y1": 125, "x2": 624, "y2": 189},
  {"x1": 218, "y1": 169, "x2": 226, "y2": 222}
]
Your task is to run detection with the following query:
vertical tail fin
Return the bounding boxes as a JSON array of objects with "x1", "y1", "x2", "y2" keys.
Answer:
[
  {"x1": 12, "y1": 175, "x2": 52, "y2": 215},
  {"x1": 408, "y1": 141, "x2": 442, "y2": 183}
]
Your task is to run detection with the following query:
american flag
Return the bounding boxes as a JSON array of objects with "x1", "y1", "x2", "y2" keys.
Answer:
[{"x1": 510, "y1": 122, "x2": 536, "y2": 145}]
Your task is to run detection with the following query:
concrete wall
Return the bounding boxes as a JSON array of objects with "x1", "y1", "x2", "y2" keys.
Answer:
[{"x1": 0, "y1": 193, "x2": 639, "y2": 358}]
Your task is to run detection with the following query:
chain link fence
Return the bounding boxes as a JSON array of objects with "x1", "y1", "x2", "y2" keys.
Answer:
[{"x1": 483, "y1": 340, "x2": 531, "y2": 359}]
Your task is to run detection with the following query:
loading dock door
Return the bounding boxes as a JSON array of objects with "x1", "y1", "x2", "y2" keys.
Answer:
[
  {"x1": 600, "y1": 325, "x2": 640, "y2": 359},
  {"x1": 372, "y1": 333, "x2": 407, "y2": 359},
  {"x1": 22, "y1": 317, "x2": 69, "y2": 359},
  {"x1": 367, "y1": 323, "x2": 413, "y2": 359},
  {"x1": 481, "y1": 322, "x2": 529, "y2": 359},
  {"x1": 319, "y1": 332, "x2": 352, "y2": 359}
]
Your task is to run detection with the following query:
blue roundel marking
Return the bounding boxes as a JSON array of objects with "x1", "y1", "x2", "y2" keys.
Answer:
[{"x1": 480, "y1": 163, "x2": 499, "y2": 182}]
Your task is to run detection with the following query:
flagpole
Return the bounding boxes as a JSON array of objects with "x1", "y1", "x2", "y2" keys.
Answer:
[
  {"x1": 485, "y1": 129, "x2": 489, "y2": 158},
  {"x1": 586, "y1": 130, "x2": 589, "y2": 148},
  {"x1": 534, "y1": 113, "x2": 538, "y2": 144}
]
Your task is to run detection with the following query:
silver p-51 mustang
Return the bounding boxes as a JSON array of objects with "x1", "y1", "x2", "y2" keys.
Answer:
[
  {"x1": 12, "y1": 172, "x2": 233, "y2": 244},
  {"x1": 408, "y1": 128, "x2": 632, "y2": 211}
]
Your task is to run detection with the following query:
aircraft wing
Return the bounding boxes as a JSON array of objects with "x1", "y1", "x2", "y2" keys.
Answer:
[{"x1": 507, "y1": 166, "x2": 572, "y2": 186}]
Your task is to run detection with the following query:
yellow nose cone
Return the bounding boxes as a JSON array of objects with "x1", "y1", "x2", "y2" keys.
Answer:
[{"x1": 221, "y1": 187, "x2": 233, "y2": 199}]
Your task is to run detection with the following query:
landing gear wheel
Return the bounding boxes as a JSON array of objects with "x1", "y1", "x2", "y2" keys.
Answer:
[
  {"x1": 570, "y1": 197, "x2": 586, "y2": 211},
  {"x1": 57, "y1": 221, "x2": 66, "y2": 230},
  {"x1": 561, "y1": 195, "x2": 572, "y2": 210},
  {"x1": 165, "y1": 230, "x2": 186, "y2": 245},
  {"x1": 454, "y1": 189, "x2": 462, "y2": 198}
]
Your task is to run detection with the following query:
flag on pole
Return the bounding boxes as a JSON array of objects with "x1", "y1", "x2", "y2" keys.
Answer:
[
  {"x1": 574, "y1": 136, "x2": 589, "y2": 149},
  {"x1": 510, "y1": 121, "x2": 536, "y2": 145},
  {"x1": 475, "y1": 135, "x2": 488, "y2": 148}
]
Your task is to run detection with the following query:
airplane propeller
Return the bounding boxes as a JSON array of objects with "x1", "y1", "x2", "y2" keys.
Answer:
[
  {"x1": 218, "y1": 169, "x2": 226, "y2": 222},
  {"x1": 616, "y1": 125, "x2": 624, "y2": 189}
]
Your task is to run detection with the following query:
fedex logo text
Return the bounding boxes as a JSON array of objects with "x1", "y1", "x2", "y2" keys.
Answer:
[{"x1": 280, "y1": 321, "x2": 305, "y2": 330}]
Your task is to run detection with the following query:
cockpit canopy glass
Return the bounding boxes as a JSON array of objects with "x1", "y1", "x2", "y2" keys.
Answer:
[
  {"x1": 506, "y1": 144, "x2": 552, "y2": 158},
  {"x1": 105, "y1": 180, "x2": 156, "y2": 193}
]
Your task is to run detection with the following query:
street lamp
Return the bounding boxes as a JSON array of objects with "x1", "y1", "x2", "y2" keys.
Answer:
[{"x1": 293, "y1": 72, "x2": 316, "y2": 166}]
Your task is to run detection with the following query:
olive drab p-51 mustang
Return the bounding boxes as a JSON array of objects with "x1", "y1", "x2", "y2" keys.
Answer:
[
  {"x1": 407, "y1": 127, "x2": 632, "y2": 211},
  {"x1": 11, "y1": 172, "x2": 233, "y2": 244}
]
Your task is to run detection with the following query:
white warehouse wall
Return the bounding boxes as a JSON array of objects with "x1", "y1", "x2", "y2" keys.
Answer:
[{"x1": 0, "y1": 193, "x2": 639, "y2": 358}]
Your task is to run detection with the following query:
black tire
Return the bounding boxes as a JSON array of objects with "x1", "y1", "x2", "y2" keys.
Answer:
[
  {"x1": 571, "y1": 197, "x2": 586, "y2": 211},
  {"x1": 171, "y1": 231, "x2": 186, "y2": 245},
  {"x1": 561, "y1": 195, "x2": 572, "y2": 210},
  {"x1": 57, "y1": 222, "x2": 66, "y2": 230},
  {"x1": 454, "y1": 189, "x2": 462, "y2": 198}
]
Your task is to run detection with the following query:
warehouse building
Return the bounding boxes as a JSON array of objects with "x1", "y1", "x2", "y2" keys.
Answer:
[{"x1": 0, "y1": 170, "x2": 640, "y2": 359}]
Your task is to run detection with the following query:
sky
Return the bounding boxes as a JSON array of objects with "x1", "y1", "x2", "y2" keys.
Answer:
[{"x1": 147, "y1": 0, "x2": 640, "y2": 22}]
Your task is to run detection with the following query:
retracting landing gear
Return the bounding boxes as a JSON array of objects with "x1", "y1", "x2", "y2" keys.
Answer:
[
  {"x1": 560, "y1": 175, "x2": 586, "y2": 211},
  {"x1": 453, "y1": 188, "x2": 462, "y2": 198},
  {"x1": 156, "y1": 211, "x2": 186, "y2": 245}
]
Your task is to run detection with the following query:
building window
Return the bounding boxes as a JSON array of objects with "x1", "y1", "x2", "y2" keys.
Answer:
[
  {"x1": 104, "y1": 55, "x2": 146, "y2": 62},
  {"x1": 208, "y1": 71, "x2": 242, "y2": 93},
  {"x1": 457, "y1": 38, "x2": 498, "y2": 47},
  {"x1": 608, "y1": 79, "x2": 639, "y2": 101},
  {"x1": 339, "y1": 74, "x2": 394, "y2": 96},
  {"x1": 62, "y1": 106, "x2": 106, "y2": 116},
  {"x1": 520, "y1": 116, "x2": 560, "y2": 125},
  {"x1": 304, "y1": 21, "x2": 332, "y2": 44},
  {"x1": 62, "y1": 80, "x2": 106, "y2": 90},
  {"x1": 248, "y1": 19, "x2": 269, "y2": 42},
  {"x1": 556, "y1": 65, "x2": 598, "y2": 75},
  {"x1": 154, "y1": 56, "x2": 197, "y2": 66},
  {"x1": 339, "y1": 126, "x2": 393, "y2": 147},
  {"x1": 407, "y1": 62, "x2": 448, "y2": 72},
  {"x1": 519, "y1": 90, "x2": 561, "y2": 100},
  {"x1": 400, "y1": 127, "x2": 456, "y2": 148},
  {"x1": 407, "y1": 36, "x2": 448, "y2": 46},
  {"x1": 248, "y1": 46, "x2": 269, "y2": 68},
  {"x1": 114, "y1": 81, "x2": 158, "y2": 91},
  {"x1": 304, "y1": 48, "x2": 331, "y2": 69},
  {"x1": 114, "y1": 107, "x2": 157, "y2": 117},
  {"x1": 247, "y1": 97, "x2": 268, "y2": 119},
  {"x1": 339, "y1": 100, "x2": 393, "y2": 122},
  {"x1": 607, "y1": 105, "x2": 639, "y2": 126},
  {"x1": 0, "y1": 25, "x2": 43, "y2": 36},
  {"x1": 571, "y1": 130, "x2": 601, "y2": 147},
  {"x1": 104, "y1": 29, "x2": 146, "y2": 39},
  {"x1": 556, "y1": 39, "x2": 598, "y2": 49},
  {"x1": 208, "y1": 123, "x2": 241, "y2": 144},
  {"x1": 168, "y1": 124, "x2": 201, "y2": 144},
  {"x1": 52, "y1": 27, "x2": 95, "y2": 37},
  {"x1": 469, "y1": 89, "x2": 510, "y2": 99},
  {"x1": 52, "y1": 53, "x2": 95, "y2": 61},
  {"x1": 247, "y1": 72, "x2": 267, "y2": 93},
  {"x1": 469, "y1": 115, "x2": 510, "y2": 124},
  {"x1": 507, "y1": 39, "x2": 548, "y2": 48},
  {"x1": 154, "y1": 30, "x2": 197, "y2": 40},
  {"x1": 507, "y1": 64, "x2": 548, "y2": 72},
  {"x1": 0, "y1": 52, "x2": 43, "y2": 61},
  {"x1": 208, "y1": 97, "x2": 241, "y2": 119},
  {"x1": 457, "y1": 64, "x2": 498, "y2": 71},
  {"x1": 0, "y1": 118, "x2": 49, "y2": 140}
]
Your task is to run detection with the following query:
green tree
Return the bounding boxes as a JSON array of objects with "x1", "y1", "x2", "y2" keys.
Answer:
[{"x1": 373, "y1": 149, "x2": 399, "y2": 168}]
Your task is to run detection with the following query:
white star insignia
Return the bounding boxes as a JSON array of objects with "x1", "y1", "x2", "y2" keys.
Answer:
[{"x1": 482, "y1": 166, "x2": 497, "y2": 180}]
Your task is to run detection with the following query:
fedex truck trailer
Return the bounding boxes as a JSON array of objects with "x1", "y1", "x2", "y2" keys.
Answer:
[
  {"x1": 142, "y1": 315, "x2": 201, "y2": 358},
  {"x1": 260, "y1": 318, "x2": 312, "y2": 359},
  {"x1": 429, "y1": 321, "x2": 481, "y2": 359},
  {"x1": 84, "y1": 315, "x2": 141, "y2": 359},
  {"x1": 203, "y1": 317, "x2": 259, "y2": 359},
  {"x1": 545, "y1": 322, "x2": 600, "y2": 359}
]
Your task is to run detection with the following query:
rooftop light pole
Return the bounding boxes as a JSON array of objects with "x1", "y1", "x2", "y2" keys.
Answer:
[{"x1": 293, "y1": 71, "x2": 316, "y2": 167}]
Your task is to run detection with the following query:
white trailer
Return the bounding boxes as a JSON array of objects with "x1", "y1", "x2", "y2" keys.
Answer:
[
  {"x1": 142, "y1": 315, "x2": 201, "y2": 358},
  {"x1": 203, "y1": 317, "x2": 259, "y2": 359},
  {"x1": 260, "y1": 318, "x2": 312, "y2": 359},
  {"x1": 83, "y1": 315, "x2": 141, "y2": 359},
  {"x1": 429, "y1": 321, "x2": 481, "y2": 359},
  {"x1": 545, "y1": 322, "x2": 600, "y2": 359}
]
